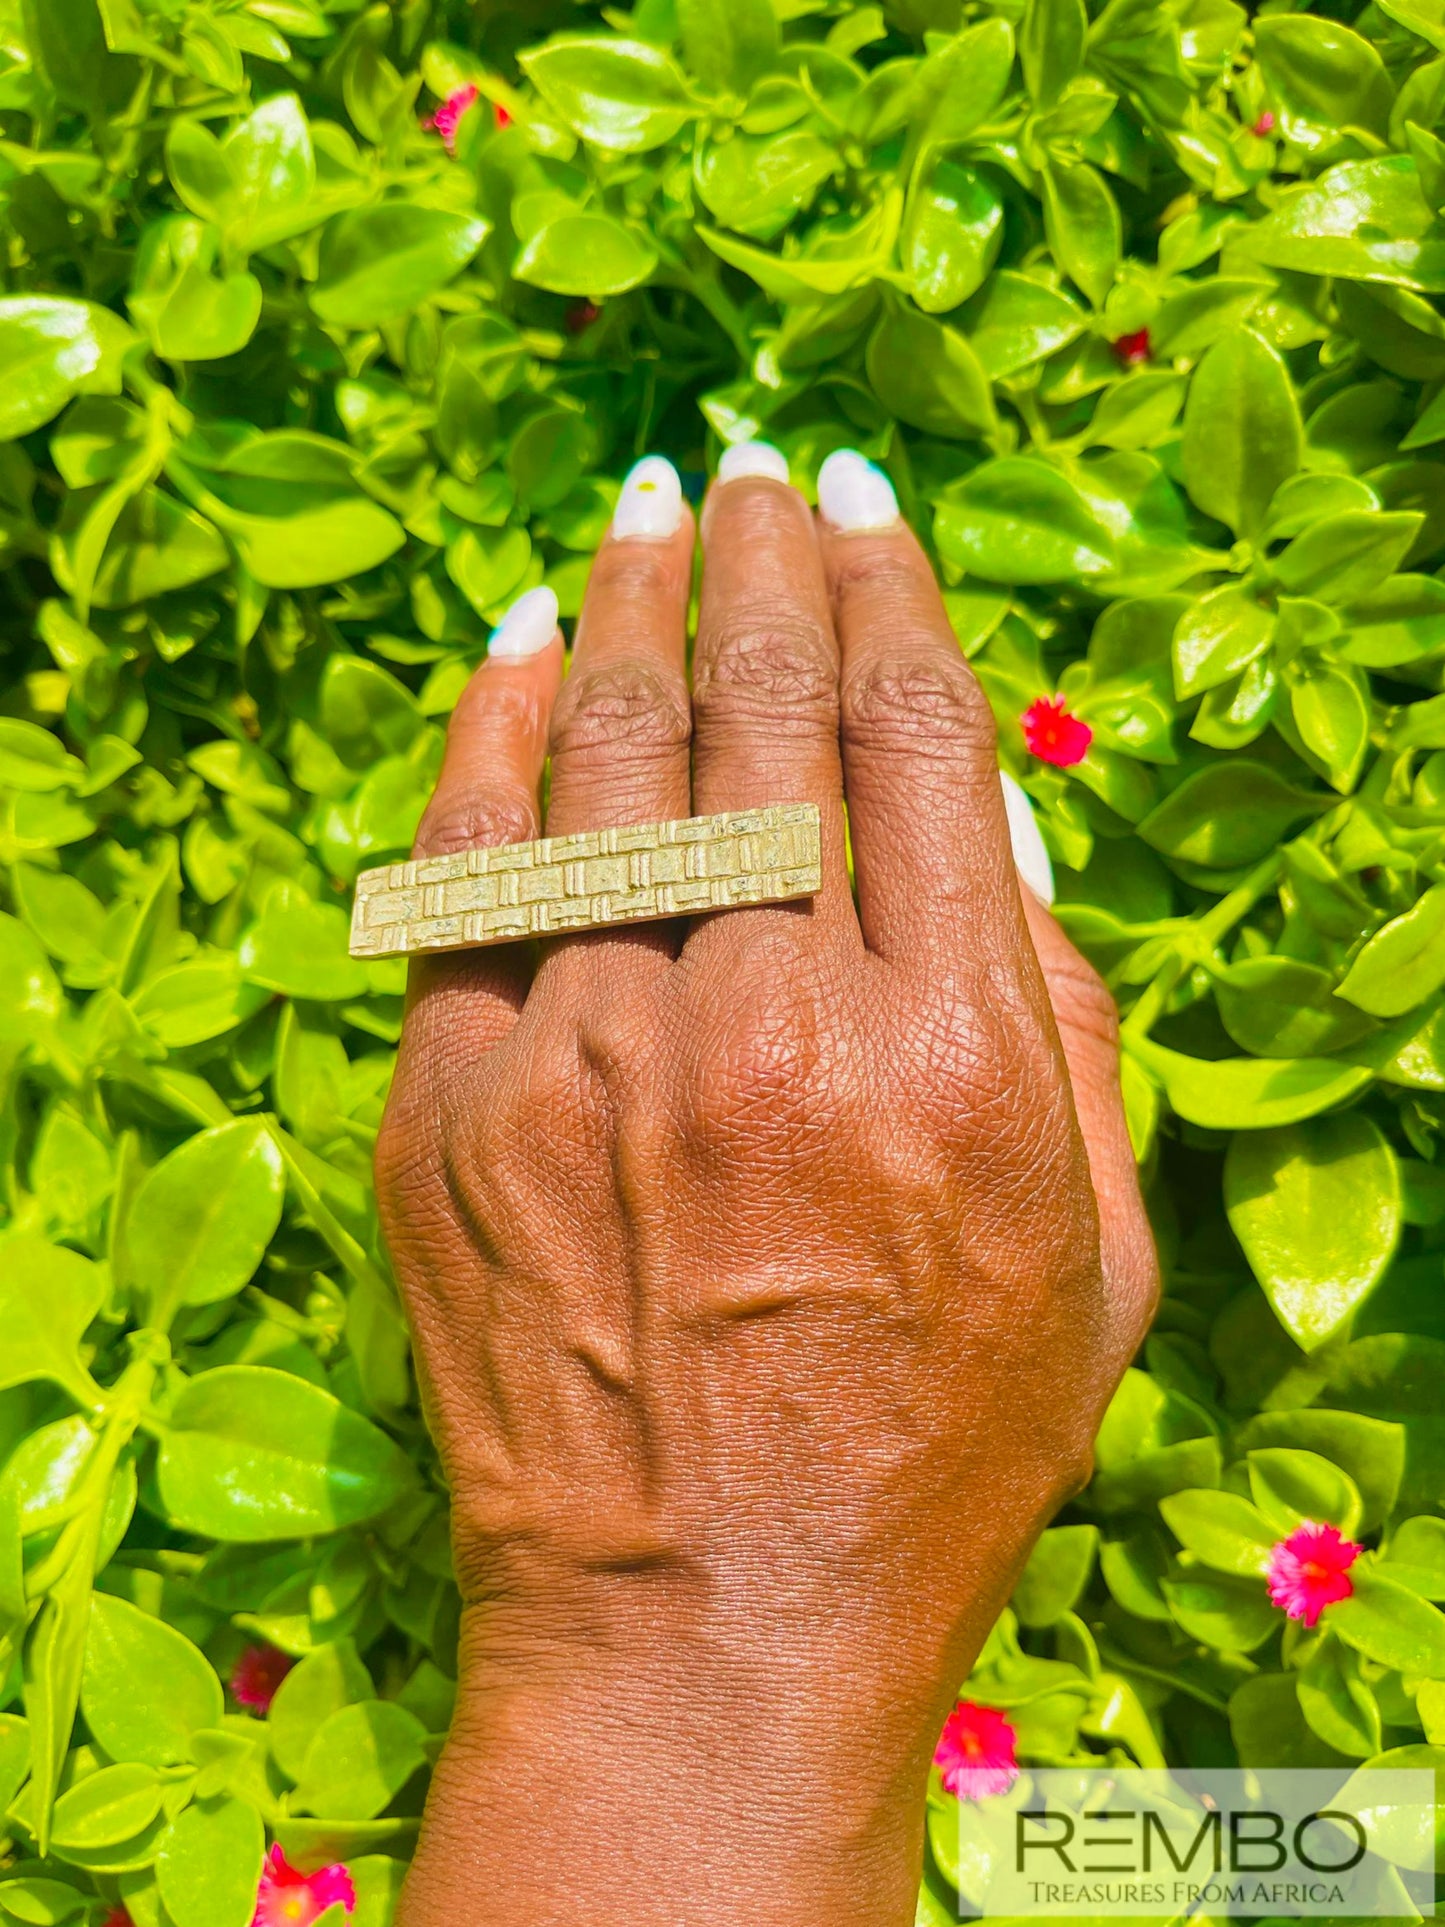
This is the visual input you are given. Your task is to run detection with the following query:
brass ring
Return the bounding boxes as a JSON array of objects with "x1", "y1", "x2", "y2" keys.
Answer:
[{"x1": 349, "y1": 803, "x2": 823, "y2": 958}]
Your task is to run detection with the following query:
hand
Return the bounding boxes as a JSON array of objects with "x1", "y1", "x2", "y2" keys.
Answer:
[{"x1": 377, "y1": 447, "x2": 1157, "y2": 1927}]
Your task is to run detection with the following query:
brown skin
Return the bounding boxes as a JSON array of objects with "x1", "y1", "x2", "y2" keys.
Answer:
[{"x1": 377, "y1": 472, "x2": 1159, "y2": 1926}]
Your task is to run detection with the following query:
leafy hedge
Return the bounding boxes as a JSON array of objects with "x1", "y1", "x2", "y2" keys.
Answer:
[{"x1": 3, "y1": 0, "x2": 1445, "y2": 1921}]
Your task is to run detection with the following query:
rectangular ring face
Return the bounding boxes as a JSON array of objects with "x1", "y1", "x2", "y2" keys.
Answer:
[{"x1": 348, "y1": 803, "x2": 823, "y2": 958}]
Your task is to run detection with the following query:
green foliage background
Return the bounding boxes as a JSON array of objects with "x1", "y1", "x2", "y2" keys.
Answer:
[{"x1": 3, "y1": 0, "x2": 1445, "y2": 1919}]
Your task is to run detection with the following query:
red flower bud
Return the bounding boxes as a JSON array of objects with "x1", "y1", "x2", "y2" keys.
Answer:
[
  {"x1": 1110, "y1": 327, "x2": 1151, "y2": 368},
  {"x1": 1021, "y1": 695, "x2": 1093, "y2": 768}
]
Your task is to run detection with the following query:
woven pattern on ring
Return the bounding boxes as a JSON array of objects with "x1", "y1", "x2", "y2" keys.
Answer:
[{"x1": 349, "y1": 803, "x2": 822, "y2": 958}]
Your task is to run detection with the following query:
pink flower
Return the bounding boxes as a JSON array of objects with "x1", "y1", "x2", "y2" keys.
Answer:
[
  {"x1": 231, "y1": 1644, "x2": 295, "y2": 1714},
  {"x1": 1021, "y1": 695, "x2": 1093, "y2": 768},
  {"x1": 495, "y1": 103, "x2": 513, "y2": 129},
  {"x1": 427, "y1": 84, "x2": 479, "y2": 156},
  {"x1": 934, "y1": 1700, "x2": 1019, "y2": 1801},
  {"x1": 1266, "y1": 1522, "x2": 1361, "y2": 1628},
  {"x1": 1111, "y1": 327, "x2": 1151, "y2": 367},
  {"x1": 253, "y1": 1845, "x2": 356, "y2": 1927},
  {"x1": 1251, "y1": 110, "x2": 1276, "y2": 137}
]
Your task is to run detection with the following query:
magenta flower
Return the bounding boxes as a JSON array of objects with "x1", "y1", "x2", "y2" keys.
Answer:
[
  {"x1": 1266, "y1": 1522, "x2": 1361, "y2": 1628},
  {"x1": 1111, "y1": 327, "x2": 1151, "y2": 367},
  {"x1": 253, "y1": 1845, "x2": 356, "y2": 1927},
  {"x1": 1021, "y1": 695, "x2": 1093, "y2": 768},
  {"x1": 426, "y1": 84, "x2": 479, "y2": 155},
  {"x1": 1251, "y1": 110, "x2": 1276, "y2": 137},
  {"x1": 231, "y1": 1643, "x2": 295, "y2": 1714},
  {"x1": 934, "y1": 1700, "x2": 1020, "y2": 1800}
]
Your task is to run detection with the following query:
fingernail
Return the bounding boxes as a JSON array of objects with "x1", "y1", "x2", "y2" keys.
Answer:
[
  {"x1": 1000, "y1": 770, "x2": 1055, "y2": 907},
  {"x1": 612, "y1": 455, "x2": 684, "y2": 539},
  {"x1": 817, "y1": 449, "x2": 899, "y2": 532},
  {"x1": 717, "y1": 440, "x2": 790, "y2": 485},
  {"x1": 488, "y1": 585, "x2": 560, "y2": 660}
]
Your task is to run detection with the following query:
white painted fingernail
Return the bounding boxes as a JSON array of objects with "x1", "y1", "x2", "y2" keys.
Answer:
[
  {"x1": 488, "y1": 585, "x2": 559, "y2": 660},
  {"x1": 717, "y1": 441, "x2": 790, "y2": 485},
  {"x1": 817, "y1": 449, "x2": 899, "y2": 532},
  {"x1": 1001, "y1": 770, "x2": 1055, "y2": 907},
  {"x1": 612, "y1": 455, "x2": 683, "y2": 539}
]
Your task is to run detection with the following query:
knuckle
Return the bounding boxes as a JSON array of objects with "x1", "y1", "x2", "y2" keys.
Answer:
[
  {"x1": 828, "y1": 544, "x2": 927, "y2": 606},
  {"x1": 588, "y1": 540, "x2": 681, "y2": 605},
  {"x1": 550, "y1": 658, "x2": 691, "y2": 766},
  {"x1": 679, "y1": 939, "x2": 835, "y2": 1142},
  {"x1": 414, "y1": 790, "x2": 536, "y2": 859},
  {"x1": 843, "y1": 655, "x2": 995, "y2": 763},
  {"x1": 1047, "y1": 950, "x2": 1121, "y2": 1056},
  {"x1": 695, "y1": 614, "x2": 837, "y2": 728}
]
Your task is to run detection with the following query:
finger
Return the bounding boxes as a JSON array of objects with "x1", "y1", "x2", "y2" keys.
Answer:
[
  {"x1": 546, "y1": 455, "x2": 695, "y2": 836},
  {"x1": 817, "y1": 449, "x2": 1021, "y2": 967},
  {"x1": 1019, "y1": 888, "x2": 1160, "y2": 1345},
  {"x1": 405, "y1": 584, "x2": 564, "y2": 1053},
  {"x1": 542, "y1": 455, "x2": 695, "y2": 963},
  {"x1": 1002, "y1": 769, "x2": 1158, "y2": 1341},
  {"x1": 690, "y1": 441, "x2": 855, "y2": 935}
]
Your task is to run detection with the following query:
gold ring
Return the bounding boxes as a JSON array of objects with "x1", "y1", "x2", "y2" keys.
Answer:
[{"x1": 349, "y1": 803, "x2": 823, "y2": 959}]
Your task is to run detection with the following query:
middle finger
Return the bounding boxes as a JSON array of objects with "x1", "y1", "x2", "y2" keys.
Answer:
[{"x1": 690, "y1": 443, "x2": 856, "y2": 936}]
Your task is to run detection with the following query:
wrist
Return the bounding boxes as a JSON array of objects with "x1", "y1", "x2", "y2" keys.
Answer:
[{"x1": 400, "y1": 1607, "x2": 937, "y2": 1927}]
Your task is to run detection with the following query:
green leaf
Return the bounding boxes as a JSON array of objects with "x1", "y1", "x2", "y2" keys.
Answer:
[
  {"x1": 0, "y1": 1237, "x2": 105, "y2": 1400},
  {"x1": 1128, "y1": 1038, "x2": 1375, "y2": 1131},
  {"x1": 1012, "y1": 1525, "x2": 1098, "y2": 1627},
  {"x1": 1245, "y1": 157, "x2": 1445, "y2": 292},
  {"x1": 268, "y1": 1640, "x2": 375, "y2": 1781},
  {"x1": 964, "y1": 269, "x2": 1087, "y2": 380},
  {"x1": 1339, "y1": 885, "x2": 1445, "y2": 1017},
  {"x1": 865, "y1": 300, "x2": 996, "y2": 439},
  {"x1": 1172, "y1": 585, "x2": 1276, "y2": 699},
  {"x1": 1248, "y1": 1449, "x2": 1364, "y2": 1539},
  {"x1": 694, "y1": 129, "x2": 835, "y2": 240},
  {"x1": 0, "y1": 298, "x2": 136, "y2": 441},
  {"x1": 155, "y1": 1366, "x2": 418, "y2": 1541},
  {"x1": 156, "y1": 1798, "x2": 265, "y2": 1927},
  {"x1": 1163, "y1": 1572, "x2": 1279, "y2": 1652},
  {"x1": 677, "y1": 0, "x2": 778, "y2": 95},
  {"x1": 1298, "y1": 1636, "x2": 1381, "y2": 1759},
  {"x1": 291, "y1": 1700, "x2": 428, "y2": 1820},
  {"x1": 913, "y1": 17, "x2": 1015, "y2": 155},
  {"x1": 935, "y1": 458, "x2": 1114, "y2": 582},
  {"x1": 514, "y1": 213, "x2": 658, "y2": 298},
  {"x1": 1225, "y1": 1114, "x2": 1402, "y2": 1352},
  {"x1": 1253, "y1": 15, "x2": 1393, "y2": 148},
  {"x1": 81, "y1": 1592, "x2": 224, "y2": 1767},
  {"x1": 312, "y1": 207, "x2": 489, "y2": 329},
  {"x1": 0, "y1": 720, "x2": 85, "y2": 793},
  {"x1": 902, "y1": 160, "x2": 1004, "y2": 314},
  {"x1": 1159, "y1": 1489, "x2": 1276, "y2": 1576},
  {"x1": 1041, "y1": 159, "x2": 1120, "y2": 309},
  {"x1": 520, "y1": 36, "x2": 698, "y2": 152},
  {"x1": 127, "y1": 1119, "x2": 284, "y2": 1326},
  {"x1": 1330, "y1": 1566, "x2": 1445, "y2": 1672},
  {"x1": 130, "y1": 957, "x2": 270, "y2": 1048},
  {"x1": 166, "y1": 94, "x2": 317, "y2": 255},
  {"x1": 1138, "y1": 760, "x2": 1323, "y2": 866},
  {"x1": 1181, "y1": 327, "x2": 1302, "y2": 539},
  {"x1": 1273, "y1": 511, "x2": 1424, "y2": 605},
  {"x1": 50, "y1": 1762, "x2": 162, "y2": 1850},
  {"x1": 238, "y1": 895, "x2": 369, "y2": 1002}
]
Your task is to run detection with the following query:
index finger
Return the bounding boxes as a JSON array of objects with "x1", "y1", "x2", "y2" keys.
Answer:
[{"x1": 815, "y1": 449, "x2": 1025, "y2": 967}]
